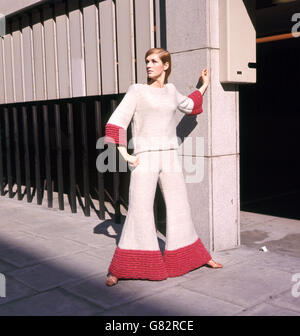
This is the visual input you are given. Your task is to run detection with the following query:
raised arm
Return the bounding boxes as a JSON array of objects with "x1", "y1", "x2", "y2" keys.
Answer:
[
  {"x1": 198, "y1": 68, "x2": 209, "y2": 96},
  {"x1": 176, "y1": 68, "x2": 209, "y2": 115}
]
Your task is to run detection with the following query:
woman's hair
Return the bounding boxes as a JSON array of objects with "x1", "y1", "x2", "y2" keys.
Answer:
[{"x1": 144, "y1": 48, "x2": 171, "y2": 84}]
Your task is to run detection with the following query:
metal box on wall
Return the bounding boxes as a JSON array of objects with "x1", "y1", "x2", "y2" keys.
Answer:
[{"x1": 219, "y1": 0, "x2": 256, "y2": 84}]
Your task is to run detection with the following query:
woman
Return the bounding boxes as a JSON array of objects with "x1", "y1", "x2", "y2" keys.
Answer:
[{"x1": 104, "y1": 48, "x2": 223, "y2": 286}]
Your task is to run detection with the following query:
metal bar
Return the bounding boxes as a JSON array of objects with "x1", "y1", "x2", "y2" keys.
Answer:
[
  {"x1": 43, "y1": 104, "x2": 53, "y2": 208},
  {"x1": 54, "y1": 103, "x2": 64, "y2": 210},
  {"x1": 32, "y1": 104, "x2": 42, "y2": 205},
  {"x1": 81, "y1": 101, "x2": 90, "y2": 216},
  {"x1": 22, "y1": 105, "x2": 32, "y2": 202},
  {"x1": 67, "y1": 102, "x2": 77, "y2": 213},
  {"x1": 158, "y1": 0, "x2": 166, "y2": 49},
  {"x1": 257, "y1": 32, "x2": 300, "y2": 44},
  {"x1": 113, "y1": 166, "x2": 121, "y2": 224},
  {"x1": 12, "y1": 106, "x2": 22, "y2": 200},
  {"x1": 0, "y1": 109, "x2": 4, "y2": 195},
  {"x1": 111, "y1": 99, "x2": 121, "y2": 224},
  {"x1": 95, "y1": 99, "x2": 105, "y2": 219},
  {"x1": 4, "y1": 107, "x2": 13, "y2": 198}
]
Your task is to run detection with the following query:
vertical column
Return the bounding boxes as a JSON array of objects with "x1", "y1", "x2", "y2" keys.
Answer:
[
  {"x1": 55, "y1": 0, "x2": 71, "y2": 98},
  {"x1": 3, "y1": 21, "x2": 14, "y2": 103},
  {"x1": 83, "y1": 0, "x2": 101, "y2": 96},
  {"x1": 134, "y1": 0, "x2": 155, "y2": 84},
  {"x1": 22, "y1": 105, "x2": 32, "y2": 202},
  {"x1": 32, "y1": 104, "x2": 42, "y2": 205},
  {"x1": 95, "y1": 99, "x2": 105, "y2": 219},
  {"x1": 43, "y1": 3, "x2": 59, "y2": 100},
  {"x1": 32, "y1": 8, "x2": 46, "y2": 101},
  {"x1": 21, "y1": 13, "x2": 35, "y2": 102},
  {"x1": 80, "y1": 101, "x2": 90, "y2": 216},
  {"x1": 4, "y1": 107, "x2": 13, "y2": 198},
  {"x1": 111, "y1": 98, "x2": 120, "y2": 223},
  {"x1": 0, "y1": 109, "x2": 4, "y2": 195},
  {"x1": 67, "y1": 102, "x2": 77, "y2": 213},
  {"x1": 43, "y1": 103, "x2": 53, "y2": 208},
  {"x1": 12, "y1": 106, "x2": 22, "y2": 200},
  {"x1": 98, "y1": 0, "x2": 118, "y2": 94},
  {"x1": 0, "y1": 38, "x2": 5, "y2": 104},
  {"x1": 68, "y1": 0, "x2": 86, "y2": 97},
  {"x1": 12, "y1": 17, "x2": 24, "y2": 103},
  {"x1": 55, "y1": 103, "x2": 64, "y2": 210},
  {"x1": 115, "y1": 0, "x2": 136, "y2": 92},
  {"x1": 165, "y1": 0, "x2": 240, "y2": 251}
]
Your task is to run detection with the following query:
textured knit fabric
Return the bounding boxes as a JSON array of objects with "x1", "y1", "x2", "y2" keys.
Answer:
[
  {"x1": 104, "y1": 83, "x2": 210, "y2": 281},
  {"x1": 107, "y1": 150, "x2": 212, "y2": 280},
  {"x1": 164, "y1": 238, "x2": 212, "y2": 277},
  {"x1": 104, "y1": 83, "x2": 203, "y2": 154},
  {"x1": 109, "y1": 248, "x2": 168, "y2": 281}
]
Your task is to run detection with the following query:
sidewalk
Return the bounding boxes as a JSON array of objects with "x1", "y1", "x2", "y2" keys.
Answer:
[{"x1": 0, "y1": 194, "x2": 299, "y2": 316}]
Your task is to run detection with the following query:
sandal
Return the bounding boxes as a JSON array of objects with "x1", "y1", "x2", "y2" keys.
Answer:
[
  {"x1": 106, "y1": 274, "x2": 118, "y2": 286},
  {"x1": 206, "y1": 259, "x2": 223, "y2": 269}
]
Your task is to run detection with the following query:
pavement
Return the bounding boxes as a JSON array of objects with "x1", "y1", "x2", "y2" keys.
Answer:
[{"x1": 0, "y1": 191, "x2": 300, "y2": 316}]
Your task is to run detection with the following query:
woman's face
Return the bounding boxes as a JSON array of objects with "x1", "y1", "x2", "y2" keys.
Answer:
[{"x1": 145, "y1": 53, "x2": 169, "y2": 81}]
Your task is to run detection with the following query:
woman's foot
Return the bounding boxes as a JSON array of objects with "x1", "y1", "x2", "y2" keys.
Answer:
[
  {"x1": 206, "y1": 259, "x2": 223, "y2": 269},
  {"x1": 106, "y1": 274, "x2": 118, "y2": 286}
]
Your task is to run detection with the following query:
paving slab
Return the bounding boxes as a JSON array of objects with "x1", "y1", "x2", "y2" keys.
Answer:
[
  {"x1": 180, "y1": 261, "x2": 293, "y2": 308},
  {"x1": 62, "y1": 270, "x2": 203, "y2": 311},
  {"x1": 0, "y1": 236, "x2": 89, "y2": 267},
  {"x1": 0, "y1": 231, "x2": 38, "y2": 252},
  {"x1": 240, "y1": 219, "x2": 300, "y2": 238},
  {"x1": 206, "y1": 245, "x2": 260, "y2": 269},
  {"x1": 0, "y1": 275, "x2": 37, "y2": 305},
  {"x1": 259, "y1": 234, "x2": 300, "y2": 258},
  {"x1": 7, "y1": 252, "x2": 106, "y2": 291},
  {"x1": 0, "y1": 260, "x2": 16, "y2": 273},
  {"x1": 35, "y1": 226, "x2": 118, "y2": 249},
  {"x1": 0, "y1": 288, "x2": 102, "y2": 316},
  {"x1": 240, "y1": 211, "x2": 277, "y2": 226},
  {"x1": 268, "y1": 288, "x2": 300, "y2": 313},
  {"x1": 5, "y1": 209, "x2": 68, "y2": 227},
  {"x1": 0, "y1": 220, "x2": 36, "y2": 232},
  {"x1": 242, "y1": 251, "x2": 300, "y2": 274},
  {"x1": 83, "y1": 247, "x2": 115, "y2": 270},
  {"x1": 235, "y1": 302, "x2": 299, "y2": 316},
  {"x1": 240, "y1": 214, "x2": 300, "y2": 257},
  {"x1": 0, "y1": 199, "x2": 300, "y2": 316},
  {"x1": 95, "y1": 286, "x2": 244, "y2": 316}
]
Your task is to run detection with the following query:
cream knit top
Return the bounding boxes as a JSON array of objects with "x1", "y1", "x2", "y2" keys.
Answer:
[{"x1": 105, "y1": 83, "x2": 203, "y2": 155}]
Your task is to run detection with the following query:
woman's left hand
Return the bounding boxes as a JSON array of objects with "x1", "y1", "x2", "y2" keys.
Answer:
[{"x1": 200, "y1": 68, "x2": 209, "y2": 86}]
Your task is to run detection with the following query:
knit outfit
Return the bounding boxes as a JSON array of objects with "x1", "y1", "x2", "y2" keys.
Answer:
[{"x1": 104, "y1": 83, "x2": 212, "y2": 280}]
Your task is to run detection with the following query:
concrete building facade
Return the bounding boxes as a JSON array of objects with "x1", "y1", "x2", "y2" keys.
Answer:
[{"x1": 1, "y1": 0, "x2": 298, "y2": 253}]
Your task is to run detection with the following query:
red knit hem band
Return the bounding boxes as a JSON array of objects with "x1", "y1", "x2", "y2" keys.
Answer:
[
  {"x1": 108, "y1": 247, "x2": 168, "y2": 281},
  {"x1": 164, "y1": 238, "x2": 212, "y2": 277},
  {"x1": 188, "y1": 90, "x2": 203, "y2": 115},
  {"x1": 104, "y1": 123, "x2": 127, "y2": 146}
]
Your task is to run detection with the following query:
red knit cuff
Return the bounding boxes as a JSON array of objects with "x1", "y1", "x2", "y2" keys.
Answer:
[
  {"x1": 104, "y1": 123, "x2": 127, "y2": 146},
  {"x1": 108, "y1": 247, "x2": 168, "y2": 280},
  {"x1": 188, "y1": 90, "x2": 203, "y2": 115},
  {"x1": 164, "y1": 238, "x2": 211, "y2": 277}
]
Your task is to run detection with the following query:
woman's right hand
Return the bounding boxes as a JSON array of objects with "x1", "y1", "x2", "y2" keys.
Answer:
[
  {"x1": 118, "y1": 146, "x2": 139, "y2": 167},
  {"x1": 127, "y1": 154, "x2": 140, "y2": 167}
]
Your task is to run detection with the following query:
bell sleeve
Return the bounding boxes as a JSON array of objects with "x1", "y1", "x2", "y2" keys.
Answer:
[
  {"x1": 175, "y1": 85, "x2": 203, "y2": 115},
  {"x1": 104, "y1": 84, "x2": 137, "y2": 147}
]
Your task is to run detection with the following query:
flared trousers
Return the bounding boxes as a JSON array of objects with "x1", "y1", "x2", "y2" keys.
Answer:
[{"x1": 108, "y1": 149, "x2": 212, "y2": 280}]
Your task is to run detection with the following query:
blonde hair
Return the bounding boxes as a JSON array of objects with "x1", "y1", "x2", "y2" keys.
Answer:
[{"x1": 144, "y1": 48, "x2": 171, "y2": 84}]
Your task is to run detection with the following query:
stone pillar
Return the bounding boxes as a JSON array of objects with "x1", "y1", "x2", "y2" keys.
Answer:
[{"x1": 166, "y1": 0, "x2": 240, "y2": 251}]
